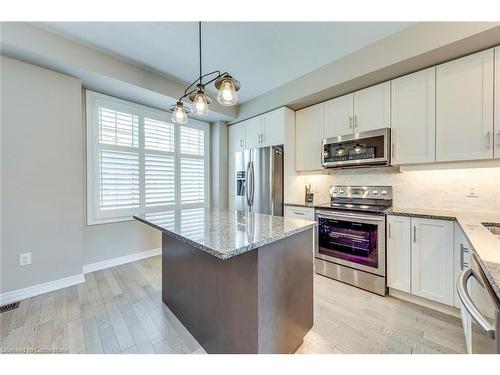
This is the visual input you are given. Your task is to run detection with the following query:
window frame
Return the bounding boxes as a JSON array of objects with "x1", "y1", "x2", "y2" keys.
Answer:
[{"x1": 86, "y1": 90, "x2": 210, "y2": 225}]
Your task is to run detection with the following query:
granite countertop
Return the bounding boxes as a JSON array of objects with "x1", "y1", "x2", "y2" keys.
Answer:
[
  {"x1": 388, "y1": 206, "x2": 500, "y2": 301},
  {"x1": 134, "y1": 208, "x2": 316, "y2": 260}
]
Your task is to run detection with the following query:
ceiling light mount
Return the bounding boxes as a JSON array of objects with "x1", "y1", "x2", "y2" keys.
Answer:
[{"x1": 169, "y1": 22, "x2": 241, "y2": 123}]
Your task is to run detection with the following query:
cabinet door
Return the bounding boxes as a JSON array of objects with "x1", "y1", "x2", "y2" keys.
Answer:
[
  {"x1": 262, "y1": 108, "x2": 285, "y2": 147},
  {"x1": 387, "y1": 215, "x2": 411, "y2": 293},
  {"x1": 324, "y1": 93, "x2": 354, "y2": 138},
  {"x1": 436, "y1": 49, "x2": 494, "y2": 162},
  {"x1": 245, "y1": 116, "x2": 263, "y2": 149},
  {"x1": 228, "y1": 122, "x2": 245, "y2": 153},
  {"x1": 411, "y1": 218, "x2": 454, "y2": 306},
  {"x1": 453, "y1": 223, "x2": 471, "y2": 308},
  {"x1": 391, "y1": 68, "x2": 436, "y2": 165},
  {"x1": 495, "y1": 47, "x2": 500, "y2": 159},
  {"x1": 295, "y1": 103, "x2": 324, "y2": 171},
  {"x1": 353, "y1": 82, "x2": 391, "y2": 132}
]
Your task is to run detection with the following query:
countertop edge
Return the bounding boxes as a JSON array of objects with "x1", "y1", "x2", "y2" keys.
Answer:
[{"x1": 133, "y1": 215, "x2": 317, "y2": 260}]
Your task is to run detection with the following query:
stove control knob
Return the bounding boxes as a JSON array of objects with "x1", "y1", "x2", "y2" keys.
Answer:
[
  {"x1": 332, "y1": 189, "x2": 338, "y2": 194},
  {"x1": 381, "y1": 190, "x2": 388, "y2": 196},
  {"x1": 338, "y1": 189, "x2": 345, "y2": 194},
  {"x1": 372, "y1": 190, "x2": 379, "y2": 195}
]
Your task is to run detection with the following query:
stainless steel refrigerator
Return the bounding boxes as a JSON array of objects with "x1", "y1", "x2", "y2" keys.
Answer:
[{"x1": 234, "y1": 146, "x2": 283, "y2": 216}]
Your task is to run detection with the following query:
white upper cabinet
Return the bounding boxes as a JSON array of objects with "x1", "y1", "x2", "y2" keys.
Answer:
[
  {"x1": 387, "y1": 215, "x2": 411, "y2": 293},
  {"x1": 262, "y1": 108, "x2": 285, "y2": 147},
  {"x1": 411, "y1": 218, "x2": 454, "y2": 306},
  {"x1": 296, "y1": 103, "x2": 324, "y2": 171},
  {"x1": 353, "y1": 82, "x2": 391, "y2": 132},
  {"x1": 495, "y1": 47, "x2": 500, "y2": 159},
  {"x1": 324, "y1": 93, "x2": 354, "y2": 138},
  {"x1": 228, "y1": 122, "x2": 245, "y2": 153},
  {"x1": 436, "y1": 49, "x2": 494, "y2": 162},
  {"x1": 391, "y1": 68, "x2": 436, "y2": 165},
  {"x1": 245, "y1": 116, "x2": 263, "y2": 149}
]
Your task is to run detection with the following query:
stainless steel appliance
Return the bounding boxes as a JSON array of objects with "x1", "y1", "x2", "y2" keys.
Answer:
[
  {"x1": 314, "y1": 185, "x2": 392, "y2": 295},
  {"x1": 457, "y1": 253, "x2": 500, "y2": 353},
  {"x1": 322, "y1": 128, "x2": 391, "y2": 169},
  {"x1": 234, "y1": 146, "x2": 284, "y2": 216}
]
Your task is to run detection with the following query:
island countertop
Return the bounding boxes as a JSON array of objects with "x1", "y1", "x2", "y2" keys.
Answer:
[{"x1": 134, "y1": 208, "x2": 316, "y2": 260}]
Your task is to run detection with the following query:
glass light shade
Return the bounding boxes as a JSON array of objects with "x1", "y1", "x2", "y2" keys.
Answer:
[
  {"x1": 217, "y1": 78, "x2": 238, "y2": 106},
  {"x1": 171, "y1": 103, "x2": 188, "y2": 124},
  {"x1": 193, "y1": 91, "x2": 209, "y2": 115}
]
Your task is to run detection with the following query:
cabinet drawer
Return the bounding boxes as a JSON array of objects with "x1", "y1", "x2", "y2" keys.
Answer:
[{"x1": 285, "y1": 206, "x2": 315, "y2": 221}]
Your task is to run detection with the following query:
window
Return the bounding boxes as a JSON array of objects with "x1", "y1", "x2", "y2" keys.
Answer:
[{"x1": 86, "y1": 91, "x2": 209, "y2": 224}]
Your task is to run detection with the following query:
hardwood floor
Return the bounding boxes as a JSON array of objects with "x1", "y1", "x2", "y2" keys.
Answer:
[{"x1": 0, "y1": 255, "x2": 466, "y2": 354}]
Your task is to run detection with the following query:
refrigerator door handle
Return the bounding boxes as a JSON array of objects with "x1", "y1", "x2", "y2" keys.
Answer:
[
  {"x1": 245, "y1": 161, "x2": 252, "y2": 207},
  {"x1": 250, "y1": 161, "x2": 255, "y2": 206}
]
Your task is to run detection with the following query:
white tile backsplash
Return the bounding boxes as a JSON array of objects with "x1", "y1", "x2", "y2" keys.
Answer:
[{"x1": 297, "y1": 166, "x2": 500, "y2": 214}]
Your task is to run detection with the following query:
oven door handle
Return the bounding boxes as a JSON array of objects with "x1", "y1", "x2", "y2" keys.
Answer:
[
  {"x1": 315, "y1": 211, "x2": 384, "y2": 222},
  {"x1": 457, "y1": 267, "x2": 496, "y2": 339}
]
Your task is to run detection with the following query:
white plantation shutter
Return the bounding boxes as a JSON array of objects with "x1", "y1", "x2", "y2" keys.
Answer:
[
  {"x1": 86, "y1": 91, "x2": 209, "y2": 225},
  {"x1": 180, "y1": 126, "x2": 205, "y2": 205},
  {"x1": 99, "y1": 150, "x2": 140, "y2": 210}
]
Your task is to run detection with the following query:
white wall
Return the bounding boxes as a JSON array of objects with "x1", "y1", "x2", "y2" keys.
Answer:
[
  {"x1": 0, "y1": 56, "x2": 161, "y2": 294},
  {"x1": 295, "y1": 163, "x2": 500, "y2": 214},
  {"x1": 1, "y1": 56, "x2": 84, "y2": 292},
  {"x1": 210, "y1": 121, "x2": 228, "y2": 209}
]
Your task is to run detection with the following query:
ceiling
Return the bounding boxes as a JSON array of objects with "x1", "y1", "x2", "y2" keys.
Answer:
[{"x1": 38, "y1": 22, "x2": 413, "y2": 104}]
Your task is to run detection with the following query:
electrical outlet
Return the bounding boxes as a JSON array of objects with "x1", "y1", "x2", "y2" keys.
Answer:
[
  {"x1": 19, "y1": 252, "x2": 31, "y2": 266},
  {"x1": 466, "y1": 185, "x2": 479, "y2": 198}
]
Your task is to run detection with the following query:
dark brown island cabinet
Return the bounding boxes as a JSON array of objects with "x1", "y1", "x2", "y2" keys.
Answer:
[{"x1": 134, "y1": 208, "x2": 316, "y2": 354}]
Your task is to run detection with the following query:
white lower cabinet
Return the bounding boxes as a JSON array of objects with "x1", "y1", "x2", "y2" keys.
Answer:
[
  {"x1": 411, "y1": 218, "x2": 454, "y2": 306},
  {"x1": 284, "y1": 206, "x2": 315, "y2": 221},
  {"x1": 387, "y1": 215, "x2": 454, "y2": 306},
  {"x1": 453, "y1": 222, "x2": 471, "y2": 308},
  {"x1": 387, "y1": 215, "x2": 411, "y2": 293}
]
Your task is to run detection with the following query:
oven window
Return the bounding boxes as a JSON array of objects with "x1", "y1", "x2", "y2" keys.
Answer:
[{"x1": 318, "y1": 217, "x2": 378, "y2": 268}]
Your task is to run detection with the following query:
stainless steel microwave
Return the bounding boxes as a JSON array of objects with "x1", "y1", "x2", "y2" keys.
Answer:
[{"x1": 322, "y1": 128, "x2": 391, "y2": 169}]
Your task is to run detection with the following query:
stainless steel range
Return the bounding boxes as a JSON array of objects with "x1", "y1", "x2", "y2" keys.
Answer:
[{"x1": 315, "y1": 185, "x2": 392, "y2": 296}]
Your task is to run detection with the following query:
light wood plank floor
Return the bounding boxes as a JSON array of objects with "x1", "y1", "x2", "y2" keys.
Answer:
[{"x1": 1, "y1": 255, "x2": 466, "y2": 354}]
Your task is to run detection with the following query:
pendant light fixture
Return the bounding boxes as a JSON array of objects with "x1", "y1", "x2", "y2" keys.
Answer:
[{"x1": 169, "y1": 22, "x2": 241, "y2": 124}]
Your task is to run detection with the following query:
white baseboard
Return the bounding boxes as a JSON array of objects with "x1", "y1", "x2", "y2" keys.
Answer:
[
  {"x1": 0, "y1": 273, "x2": 85, "y2": 306},
  {"x1": 83, "y1": 247, "x2": 161, "y2": 274},
  {"x1": 388, "y1": 288, "x2": 461, "y2": 318}
]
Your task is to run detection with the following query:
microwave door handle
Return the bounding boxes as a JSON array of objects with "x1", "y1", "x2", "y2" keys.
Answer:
[{"x1": 457, "y1": 268, "x2": 496, "y2": 339}]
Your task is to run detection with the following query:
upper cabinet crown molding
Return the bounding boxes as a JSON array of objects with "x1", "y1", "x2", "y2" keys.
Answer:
[
  {"x1": 391, "y1": 67, "x2": 436, "y2": 165},
  {"x1": 353, "y1": 82, "x2": 391, "y2": 132},
  {"x1": 436, "y1": 48, "x2": 494, "y2": 162}
]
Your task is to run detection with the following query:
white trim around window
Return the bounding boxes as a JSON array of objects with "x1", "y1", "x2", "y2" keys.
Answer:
[{"x1": 86, "y1": 90, "x2": 210, "y2": 225}]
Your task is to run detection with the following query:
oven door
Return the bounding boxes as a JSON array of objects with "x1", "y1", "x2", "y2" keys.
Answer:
[{"x1": 315, "y1": 210, "x2": 386, "y2": 276}]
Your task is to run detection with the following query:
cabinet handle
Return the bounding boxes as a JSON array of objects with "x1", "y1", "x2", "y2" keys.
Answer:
[
  {"x1": 261, "y1": 133, "x2": 264, "y2": 144},
  {"x1": 460, "y1": 244, "x2": 470, "y2": 270},
  {"x1": 349, "y1": 116, "x2": 353, "y2": 128},
  {"x1": 388, "y1": 223, "x2": 391, "y2": 239},
  {"x1": 413, "y1": 226, "x2": 416, "y2": 243},
  {"x1": 486, "y1": 131, "x2": 491, "y2": 149},
  {"x1": 293, "y1": 211, "x2": 305, "y2": 215},
  {"x1": 354, "y1": 115, "x2": 358, "y2": 129},
  {"x1": 391, "y1": 143, "x2": 395, "y2": 158}
]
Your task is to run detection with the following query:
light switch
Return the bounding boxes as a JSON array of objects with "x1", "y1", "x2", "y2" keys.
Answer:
[{"x1": 20, "y1": 252, "x2": 31, "y2": 266}]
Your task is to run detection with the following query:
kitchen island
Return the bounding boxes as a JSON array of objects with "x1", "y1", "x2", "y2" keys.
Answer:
[{"x1": 134, "y1": 209, "x2": 316, "y2": 354}]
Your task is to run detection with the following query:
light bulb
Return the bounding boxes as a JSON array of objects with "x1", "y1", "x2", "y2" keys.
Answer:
[
  {"x1": 171, "y1": 102, "x2": 188, "y2": 124},
  {"x1": 217, "y1": 78, "x2": 238, "y2": 106},
  {"x1": 193, "y1": 91, "x2": 209, "y2": 115}
]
